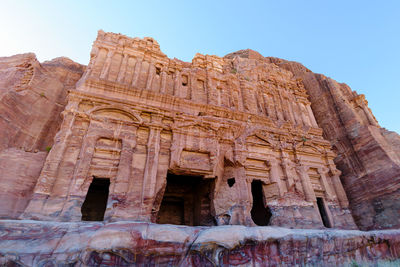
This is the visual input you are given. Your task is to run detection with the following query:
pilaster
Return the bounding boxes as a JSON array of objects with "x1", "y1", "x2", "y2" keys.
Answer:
[{"x1": 100, "y1": 50, "x2": 114, "y2": 79}]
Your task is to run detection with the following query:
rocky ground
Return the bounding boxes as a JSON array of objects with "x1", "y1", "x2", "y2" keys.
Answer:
[{"x1": 0, "y1": 220, "x2": 399, "y2": 266}]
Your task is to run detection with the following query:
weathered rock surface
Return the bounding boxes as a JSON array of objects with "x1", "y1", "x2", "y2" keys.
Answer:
[
  {"x1": 0, "y1": 53, "x2": 85, "y2": 219},
  {"x1": 0, "y1": 53, "x2": 85, "y2": 152},
  {"x1": 266, "y1": 57, "x2": 400, "y2": 230},
  {"x1": 0, "y1": 149, "x2": 47, "y2": 219},
  {"x1": 21, "y1": 31, "x2": 356, "y2": 230},
  {"x1": 0, "y1": 220, "x2": 399, "y2": 266},
  {"x1": 0, "y1": 31, "x2": 399, "y2": 266}
]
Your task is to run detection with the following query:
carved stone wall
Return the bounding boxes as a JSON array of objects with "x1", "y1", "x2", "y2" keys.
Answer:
[
  {"x1": 268, "y1": 57, "x2": 400, "y2": 230},
  {"x1": 21, "y1": 31, "x2": 356, "y2": 229}
]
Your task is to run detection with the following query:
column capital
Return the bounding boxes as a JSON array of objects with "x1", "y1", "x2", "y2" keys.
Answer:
[
  {"x1": 106, "y1": 50, "x2": 115, "y2": 57},
  {"x1": 295, "y1": 163, "x2": 310, "y2": 173},
  {"x1": 330, "y1": 168, "x2": 342, "y2": 177},
  {"x1": 317, "y1": 166, "x2": 330, "y2": 175},
  {"x1": 268, "y1": 157, "x2": 279, "y2": 165}
]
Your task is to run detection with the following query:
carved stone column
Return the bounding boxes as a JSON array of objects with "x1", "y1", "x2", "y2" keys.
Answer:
[
  {"x1": 113, "y1": 137, "x2": 136, "y2": 195},
  {"x1": 287, "y1": 99, "x2": 297, "y2": 124},
  {"x1": 173, "y1": 70, "x2": 181, "y2": 96},
  {"x1": 306, "y1": 104, "x2": 319, "y2": 127},
  {"x1": 329, "y1": 168, "x2": 350, "y2": 208},
  {"x1": 279, "y1": 92, "x2": 291, "y2": 122},
  {"x1": 187, "y1": 73, "x2": 193, "y2": 100},
  {"x1": 131, "y1": 58, "x2": 143, "y2": 87},
  {"x1": 116, "y1": 54, "x2": 129, "y2": 84},
  {"x1": 269, "y1": 158, "x2": 284, "y2": 196},
  {"x1": 145, "y1": 63, "x2": 156, "y2": 90},
  {"x1": 141, "y1": 115, "x2": 163, "y2": 220},
  {"x1": 290, "y1": 100, "x2": 301, "y2": 125},
  {"x1": 106, "y1": 135, "x2": 136, "y2": 221},
  {"x1": 317, "y1": 167, "x2": 336, "y2": 201},
  {"x1": 273, "y1": 93, "x2": 284, "y2": 121},
  {"x1": 299, "y1": 103, "x2": 312, "y2": 126},
  {"x1": 296, "y1": 164, "x2": 316, "y2": 202},
  {"x1": 143, "y1": 128, "x2": 161, "y2": 198},
  {"x1": 159, "y1": 68, "x2": 167, "y2": 94},
  {"x1": 235, "y1": 86, "x2": 244, "y2": 112},
  {"x1": 100, "y1": 50, "x2": 114, "y2": 79},
  {"x1": 169, "y1": 132, "x2": 182, "y2": 170},
  {"x1": 262, "y1": 94, "x2": 271, "y2": 117},
  {"x1": 70, "y1": 134, "x2": 98, "y2": 194},
  {"x1": 281, "y1": 156, "x2": 295, "y2": 190}
]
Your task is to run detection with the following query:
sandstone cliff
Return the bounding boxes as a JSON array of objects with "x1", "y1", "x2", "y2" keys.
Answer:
[
  {"x1": 0, "y1": 32, "x2": 399, "y2": 266},
  {"x1": 0, "y1": 53, "x2": 85, "y2": 151},
  {"x1": 0, "y1": 54, "x2": 85, "y2": 218},
  {"x1": 265, "y1": 57, "x2": 400, "y2": 230},
  {"x1": 21, "y1": 31, "x2": 357, "y2": 230}
]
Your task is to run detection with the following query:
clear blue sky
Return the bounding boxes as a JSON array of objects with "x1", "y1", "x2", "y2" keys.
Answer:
[{"x1": 1, "y1": 1, "x2": 399, "y2": 133}]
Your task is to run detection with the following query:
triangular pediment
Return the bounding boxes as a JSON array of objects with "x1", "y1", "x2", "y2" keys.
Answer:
[{"x1": 246, "y1": 135, "x2": 273, "y2": 147}]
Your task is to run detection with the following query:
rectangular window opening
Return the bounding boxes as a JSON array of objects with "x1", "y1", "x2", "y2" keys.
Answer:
[
  {"x1": 181, "y1": 75, "x2": 188, "y2": 86},
  {"x1": 155, "y1": 66, "x2": 161, "y2": 75}
]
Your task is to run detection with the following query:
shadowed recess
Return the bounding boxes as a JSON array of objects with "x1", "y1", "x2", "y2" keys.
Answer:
[
  {"x1": 157, "y1": 173, "x2": 215, "y2": 226},
  {"x1": 81, "y1": 177, "x2": 110, "y2": 221},
  {"x1": 251, "y1": 180, "x2": 271, "y2": 226}
]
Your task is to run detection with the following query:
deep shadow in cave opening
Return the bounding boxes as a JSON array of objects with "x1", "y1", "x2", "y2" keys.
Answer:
[
  {"x1": 317, "y1": 197, "x2": 331, "y2": 228},
  {"x1": 156, "y1": 173, "x2": 215, "y2": 226},
  {"x1": 81, "y1": 177, "x2": 110, "y2": 221},
  {"x1": 251, "y1": 179, "x2": 272, "y2": 226}
]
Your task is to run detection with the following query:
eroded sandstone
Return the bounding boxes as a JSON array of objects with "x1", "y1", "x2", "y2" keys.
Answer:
[
  {"x1": 0, "y1": 53, "x2": 85, "y2": 151},
  {"x1": 20, "y1": 31, "x2": 357, "y2": 230},
  {"x1": 0, "y1": 30, "x2": 399, "y2": 266},
  {"x1": 0, "y1": 220, "x2": 399, "y2": 266},
  {"x1": 267, "y1": 57, "x2": 400, "y2": 230},
  {"x1": 0, "y1": 53, "x2": 85, "y2": 219}
]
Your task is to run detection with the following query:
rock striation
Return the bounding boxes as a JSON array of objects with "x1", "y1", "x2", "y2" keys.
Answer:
[
  {"x1": 267, "y1": 58, "x2": 400, "y2": 230},
  {"x1": 0, "y1": 53, "x2": 85, "y2": 152},
  {"x1": 0, "y1": 220, "x2": 400, "y2": 266},
  {"x1": 0, "y1": 53, "x2": 85, "y2": 219},
  {"x1": 20, "y1": 31, "x2": 356, "y2": 229},
  {"x1": 0, "y1": 30, "x2": 399, "y2": 266}
]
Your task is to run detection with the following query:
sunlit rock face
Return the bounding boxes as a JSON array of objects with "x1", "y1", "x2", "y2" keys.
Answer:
[
  {"x1": 0, "y1": 30, "x2": 399, "y2": 266},
  {"x1": 0, "y1": 53, "x2": 85, "y2": 152},
  {"x1": 0, "y1": 53, "x2": 85, "y2": 219},
  {"x1": 267, "y1": 57, "x2": 400, "y2": 230},
  {"x1": 17, "y1": 30, "x2": 357, "y2": 230}
]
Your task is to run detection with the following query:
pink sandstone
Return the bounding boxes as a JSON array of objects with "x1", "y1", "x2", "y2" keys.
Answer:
[
  {"x1": 20, "y1": 31, "x2": 357, "y2": 230},
  {"x1": 267, "y1": 57, "x2": 400, "y2": 230},
  {"x1": 0, "y1": 220, "x2": 399, "y2": 266},
  {"x1": 0, "y1": 30, "x2": 399, "y2": 266}
]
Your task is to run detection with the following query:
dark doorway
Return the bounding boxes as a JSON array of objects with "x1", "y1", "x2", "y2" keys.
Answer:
[
  {"x1": 317, "y1": 197, "x2": 331, "y2": 228},
  {"x1": 251, "y1": 180, "x2": 271, "y2": 226},
  {"x1": 157, "y1": 173, "x2": 215, "y2": 226},
  {"x1": 81, "y1": 178, "x2": 110, "y2": 221},
  {"x1": 157, "y1": 196, "x2": 184, "y2": 225}
]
